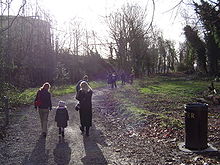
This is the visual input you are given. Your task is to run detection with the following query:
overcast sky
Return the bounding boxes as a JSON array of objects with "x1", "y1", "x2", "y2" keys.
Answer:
[{"x1": 40, "y1": 0, "x2": 187, "y2": 44}]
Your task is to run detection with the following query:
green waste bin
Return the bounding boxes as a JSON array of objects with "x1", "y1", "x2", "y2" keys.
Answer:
[{"x1": 184, "y1": 103, "x2": 208, "y2": 150}]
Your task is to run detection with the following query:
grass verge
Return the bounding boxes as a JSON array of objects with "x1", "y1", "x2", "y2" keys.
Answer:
[
  {"x1": 1, "y1": 81, "x2": 105, "y2": 107},
  {"x1": 110, "y1": 76, "x2": 220, "y2": 129}
]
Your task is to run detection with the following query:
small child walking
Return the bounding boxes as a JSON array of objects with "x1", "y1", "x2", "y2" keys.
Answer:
[{"x1": 55, "y1": 101, "x2": 69, "y2": 137}]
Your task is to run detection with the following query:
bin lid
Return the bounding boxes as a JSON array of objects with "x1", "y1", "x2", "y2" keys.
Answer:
[{"x1": 184, "y1": 103, "x2": 208, "y2": 109}]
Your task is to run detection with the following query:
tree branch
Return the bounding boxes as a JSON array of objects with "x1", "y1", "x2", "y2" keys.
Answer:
[
  {"x1": 146, "y1": 0, "x2": 155, "y2": 33},
  {"x1": 0, "y1": 0, "x2": 26, "y2": 34},
  {"x1": 162, "y1": 0, "x2": 184, "y2": 14}
]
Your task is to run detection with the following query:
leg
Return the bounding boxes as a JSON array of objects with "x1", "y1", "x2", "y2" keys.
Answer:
[
  {"x1": 59, "y1": 127, "x2": 61, "y2": 135},
  {"x1": 38, "y1": 110, "x2": 44, "y2": 131},
  {"x1": 86, "y1": 126, "x2": 90, "y2": 136},
  {"x1": 41, "y1": 109, "x2": 49, "y2": 135},
  {"x1": 62, "y1": 127, "x2": 65, "y2": 137}
]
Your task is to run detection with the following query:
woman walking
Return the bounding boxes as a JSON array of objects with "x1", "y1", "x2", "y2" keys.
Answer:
[
  {"x1": 76, "y1": 81, "x2": 93, "y2": 136},
  {"x1": 34, "y1": 82, "x2": 52, "y2": 137}
]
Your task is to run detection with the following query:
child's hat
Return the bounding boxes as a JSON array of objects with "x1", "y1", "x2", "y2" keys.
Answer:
[{"x1": 58, "y1": 101, "x2": 66, "y2": 107}]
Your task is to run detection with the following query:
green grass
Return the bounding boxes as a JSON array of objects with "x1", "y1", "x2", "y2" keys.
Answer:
[
  {"x1": 110, "y1": 76, "x2": 220, "y2": 129},
  {"x1": 51, "y1": 85, "x2": 76, "y2": 96},
  {"x1": 13, "y1": 88, "x2": 37, "y2": 105},
  {"x1": 156, "y1": 114, "x2": 184, "y2": 129},
  {"x1": 2, "y1": 81, "x2": 106, "y2": 107},
  {"x1": 51, "y1": 81, "x2": 105, "y2": 96},
  {"x1": 113, "y1": 89, "x2": 184, "y2": 129},
  {"x1": 137, "y1": 78, "x2": 220, "y2": 128},
  {"x1": 89, "y1": 81, "x2": 106, "y2": 89},
  {"x1": 138, "y1": 79, "x2": 220, "y2": 101}
]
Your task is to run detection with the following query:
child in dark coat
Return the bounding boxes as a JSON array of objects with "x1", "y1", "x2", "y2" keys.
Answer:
[{"x1": 55, "y1": 101, "x2": 69, "y2": 137}]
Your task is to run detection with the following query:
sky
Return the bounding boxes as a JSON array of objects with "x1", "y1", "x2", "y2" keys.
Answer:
[
  {"x1": 6, "y1": 0, "x2": 190, "y2": 55},
  {"x1": 40, "y1": 0, "x2": 187, "y2": 44}
]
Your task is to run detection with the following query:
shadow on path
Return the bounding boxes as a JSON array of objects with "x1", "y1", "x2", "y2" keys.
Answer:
[
  {"x1": 53, "y1": 137, "x2": 72, "y2": 165},
  {"x1": 23, "y1": 135, "x2": 49, "y2": 165},
  {"x1": 81, "y1": 124, "x2": 108, "y2": 165}
]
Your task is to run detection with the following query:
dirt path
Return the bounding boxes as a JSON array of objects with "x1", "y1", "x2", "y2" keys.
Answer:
[
  {"x1": 0, "y1": 87, "x2": 124, "y2": 165},
  {"x1": 0, "y1": 86, "x2": 219, "y2": 165}
]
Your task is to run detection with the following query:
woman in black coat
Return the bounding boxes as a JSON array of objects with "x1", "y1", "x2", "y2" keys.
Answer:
[{"x1": 76, "y1": 81, "x2": 93, "y2": 136}]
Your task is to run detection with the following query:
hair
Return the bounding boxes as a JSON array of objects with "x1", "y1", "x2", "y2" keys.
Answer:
[
  {"x1": 58, "y1": 100, "x2": 66, "y2": 108},
  {"x1": 80, "y1": 81, "x2": 92, "y2": 92},
  {"x1": 83, "y1": 75, "x2": 88, "y2": 81},
  {"x1": 40, "y1": 82, "x2": 51, "y2": 91}
]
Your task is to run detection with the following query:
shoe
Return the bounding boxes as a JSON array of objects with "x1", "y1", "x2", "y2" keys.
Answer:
[{"x1": 42, "y1": 132, "x2": 47, "y2": 137}]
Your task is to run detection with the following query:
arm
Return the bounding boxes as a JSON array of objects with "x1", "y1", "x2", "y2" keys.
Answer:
[
  {"x1": 49, "y1": 93, "x2": 52, "y2": 110},
  {"x1": 34, "y1": 91, "x2": 40, "y2": 109},
  {"x1": 76, "y1": 90, "x2": 81, "y2": 101},
  {"x1": 76, "y1": 80, "x2": 82, "y2": 93},
  {"x1": 66, "y1": 109, "x2": 69, "y2": 121},
  {"x1": 55, "y1": 111, "x2": 58, "y2": 122},
  {"x1": 89, "y1": 90, "x2": 93, "y2": 96},
  {"x1": 34, "y1": 91, "x2": 39, "y2": 102}
]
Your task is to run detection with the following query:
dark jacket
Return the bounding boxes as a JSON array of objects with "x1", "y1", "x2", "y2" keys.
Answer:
[
  {"x1": 76, "y1": 80, "x2": 84, "y2": 94},
  {"x1": 55, "y1": 107, "x2": 69, "y2": 128},
  {"x1": 34, "y1": 89, "x2": 52, "y2": 110},
  {"x1": 76, "y1": 89, "x2": 93, "y2": 127}
]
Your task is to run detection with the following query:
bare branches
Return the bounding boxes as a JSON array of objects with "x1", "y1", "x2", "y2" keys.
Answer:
[
  {"x1": 146, "y1": 0, "x2": 155, "y2": 33},
  {"x1": 206, "y1": 0, "x2": 219, "y2": 5},
  {"x1": 162, "y1": 0, "x2": 184, "y2": 14},
  {"x1": 0, "y1": 0, "x2": 27, "y2": 34}
]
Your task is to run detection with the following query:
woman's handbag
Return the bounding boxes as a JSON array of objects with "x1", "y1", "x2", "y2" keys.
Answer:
[
  {"x1": 75, "y1": 102, "x2": 80, "y2": 111},
  {"x1": 34, "y1": 91, "x2": 42, "y2": 107},
  {"x1": 35, "y1": 100, "x2": 42, "y2": 106},
  {"x1": 34, "y1": 91, "x2": 43, "y2": 107}
]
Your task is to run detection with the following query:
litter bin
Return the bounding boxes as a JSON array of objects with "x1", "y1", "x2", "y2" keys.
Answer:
[{"x1": 184, "y1": 103, "x2": 208, "y2": 150}]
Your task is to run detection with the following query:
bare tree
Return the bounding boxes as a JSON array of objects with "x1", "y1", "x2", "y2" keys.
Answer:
[{"x1": 106, "y1": 2, "x2": 154, "y2": 76}]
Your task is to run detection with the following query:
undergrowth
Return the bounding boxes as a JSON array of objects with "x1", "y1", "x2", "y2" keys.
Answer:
[{"x1": 0, "y1": 81, "x2": 105, "y2": 108}]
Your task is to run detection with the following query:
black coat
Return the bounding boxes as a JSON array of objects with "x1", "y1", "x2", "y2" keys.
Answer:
[
  {"x1": 34, "y1": 89, "x2": 52, "y2": 110},
  {"x1": 76, "y1": 80, "x2": 83, "y2": 93},
  {"x1": 76, "y1": 90, "x2": 93, "y2": 127},
  {"x1": 55, "y1": 107, "x2": 69, "y2": 128}
]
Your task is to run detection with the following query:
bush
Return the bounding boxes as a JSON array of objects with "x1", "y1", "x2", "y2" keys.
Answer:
[{"x1": 176, "y1": 63, "x2": 190, "y2": 72}]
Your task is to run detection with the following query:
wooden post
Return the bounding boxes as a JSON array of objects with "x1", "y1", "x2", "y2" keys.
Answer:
[{"x1": 3, "y1": 96, "x2": 9, "y2": 126}]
